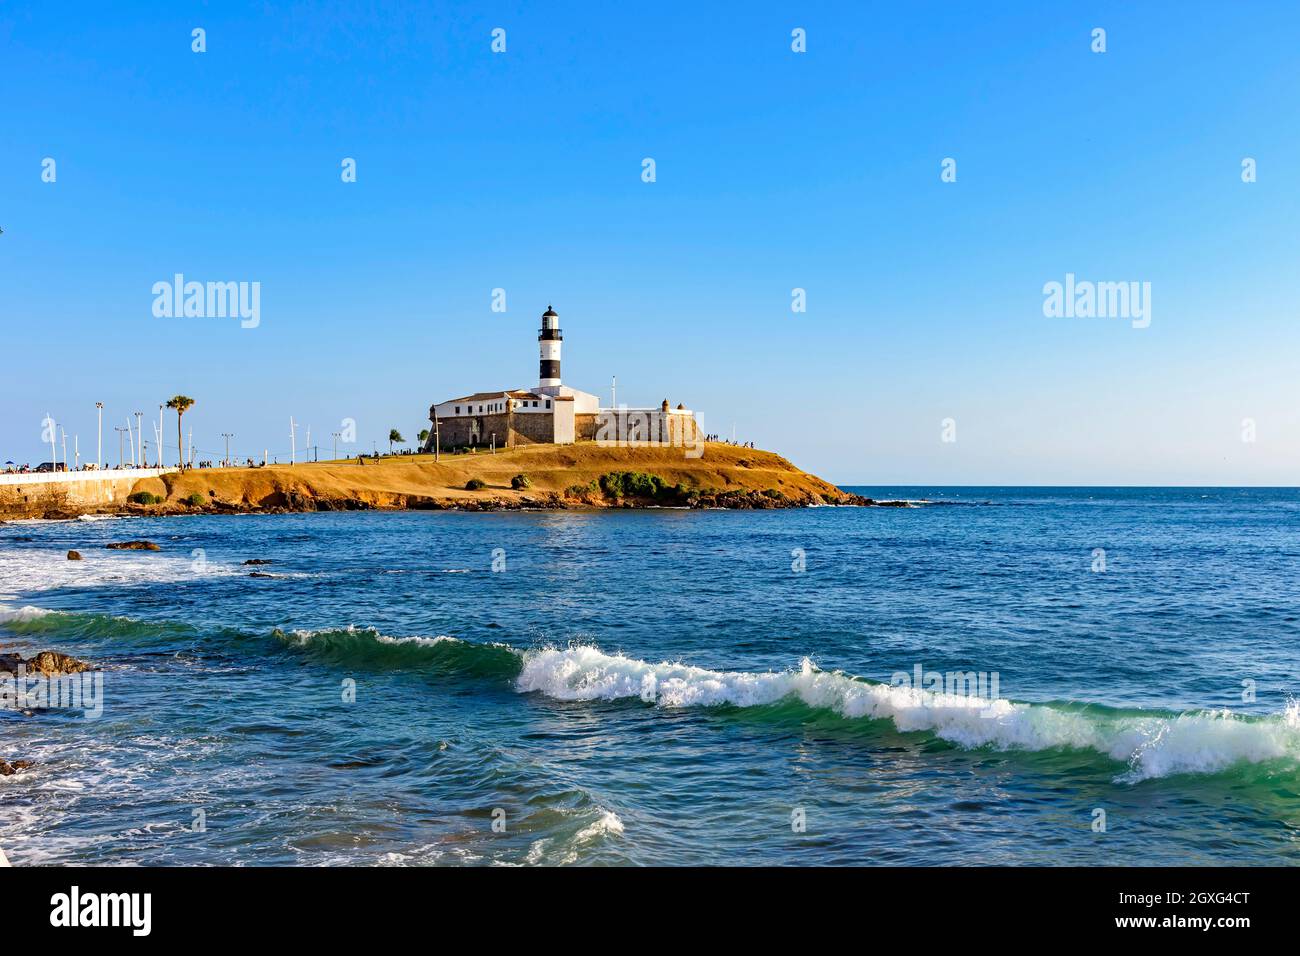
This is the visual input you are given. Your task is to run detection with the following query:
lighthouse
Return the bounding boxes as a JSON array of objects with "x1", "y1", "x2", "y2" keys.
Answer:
[
  {"x1": 422, "y1": 301, "x2": 699, "y2": 451},
  {"x1": 538, "y1": 305, "x2": 562, "y2": 390}
]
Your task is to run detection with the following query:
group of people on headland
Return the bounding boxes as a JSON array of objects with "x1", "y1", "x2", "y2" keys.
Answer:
[
  {"x1": 1, "y1": 460, "x2": 239, "y2": 474},
  {"x1": 2, "y1": 462, "x2": 118, "y2": 474}
]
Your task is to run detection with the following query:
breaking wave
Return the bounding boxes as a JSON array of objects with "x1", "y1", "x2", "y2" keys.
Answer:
[
  {"x1": 8, "y1": 603, "x2": 1300, "y2": 783},
  {"x1": 515, "y1": 645, "x2": 1300, "y2": 782},
  {"x1": 273, "y1": 625, "x2": 520, "y2": 677}
]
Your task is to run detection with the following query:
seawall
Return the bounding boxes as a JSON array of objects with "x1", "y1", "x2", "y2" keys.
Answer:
[{"x1": 0, "y1": 469, "x2": 170, "y2": 518}]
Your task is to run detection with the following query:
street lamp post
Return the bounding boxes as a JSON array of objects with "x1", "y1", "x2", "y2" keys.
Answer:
[{"x1": 95, "y1": 402, "x2": 103, "y2": 469}]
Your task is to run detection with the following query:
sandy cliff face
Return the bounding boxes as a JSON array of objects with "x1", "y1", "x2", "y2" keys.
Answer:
[{"x1": 1, "y1": 444, "x2": 865, "y2": 518}]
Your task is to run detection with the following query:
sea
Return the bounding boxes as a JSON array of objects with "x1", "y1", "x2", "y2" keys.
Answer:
[{"x1": 2, "y1": 486, "x2": 1299, "y2": 866}]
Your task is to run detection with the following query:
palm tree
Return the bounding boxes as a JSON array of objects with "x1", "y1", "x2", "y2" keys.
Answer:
[
  {"x1": 388, "y1": 429, "x2": 404, "y2": 454},
  {"x1": 166, "y1": 396, "x2": 195, "y2": 469}
]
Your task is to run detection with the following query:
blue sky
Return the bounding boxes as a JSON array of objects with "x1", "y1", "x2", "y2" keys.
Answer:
[{"x1": 3, "y1": 1, "x2": 1298, "y2": 484}]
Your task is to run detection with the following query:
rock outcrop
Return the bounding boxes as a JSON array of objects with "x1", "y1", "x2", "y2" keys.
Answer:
[{"x1": 0, "y1": 650, "x2": 92, "y2": 676}]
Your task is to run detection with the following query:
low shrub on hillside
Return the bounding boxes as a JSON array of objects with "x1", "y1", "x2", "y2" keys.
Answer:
[
  {"x1": 127, "y1": 491, "x2": 163, "y2": 505},
  {"x1": 598, "y1": 472, "x2": 690, "y2": 503},
  {"x1": 465, "y1": 478, "x2": 486, "y2": 491},
  {"x1": 184, "y1": 492, "x2": 206, "y2": 507},
  {"x1": 510, "y1": 474, "x2": 531, "y2": 490}
]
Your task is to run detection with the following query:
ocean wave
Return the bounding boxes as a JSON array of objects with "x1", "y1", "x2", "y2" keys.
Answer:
[
  {"x1": 0, "y1": 605, "x2": 56, "y2": 624},
  {"x1": 0, "y1": 603, "x2": 214, "y2": 657},
  {"x1": 574, "y1": 810, "x2": 624, "y2": 843},
  {"x1": 280, "y1": 624, "x2": 458, "y2": 649},
  {"x1": 273, "y1": 625, "x2": 520, "y2": 677},
  {"x1": 515, "y1": 646, "x2": 1300, "y2": 782},
  {"x1": 9, "y1": 601, "x2": 1298, "y2": 783}
]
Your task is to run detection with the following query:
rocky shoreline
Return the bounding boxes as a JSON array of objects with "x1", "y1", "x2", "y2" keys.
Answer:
[
  {"x1": 4, "y1": 488, "x2": 891, "y2": 521},
  {"x1": 0, "y1": 444, "x2": 897, "y2": 520},
  {"x1": 1, "y1": 649, "x2": 93, "y2": 789}
]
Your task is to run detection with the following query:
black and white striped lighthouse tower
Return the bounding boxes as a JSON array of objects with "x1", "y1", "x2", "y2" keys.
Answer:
[{"x1": 538, "y1": 305, "x2": 562, "y2": 389}]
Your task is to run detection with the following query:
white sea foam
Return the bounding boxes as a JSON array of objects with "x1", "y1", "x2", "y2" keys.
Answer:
[
  {"x1": 0, "y1": 605, "x2": 56, "y2": 624},
  {"x1": 574, "y1": 810, "x2": 624, "y2": 843},
  {"x1": 515, "y1": 647, "x2": 1300, "y2": 782},
  {"x1": 0, "y1": 546, "x2": 241, "y2": 596}
]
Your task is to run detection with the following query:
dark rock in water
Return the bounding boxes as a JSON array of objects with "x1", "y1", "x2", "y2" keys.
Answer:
[
  {"x1": 12, "y1": 536, "x2": 36, "y2": 542},
  {"x1": 248, "y1": 571, "x2": 275, "y2": 578},
  {"x1": 0, "y1": 760, "x2": 34, "y2": 776},
  {"x1": 0, "y1": 650, "x2": 91, "y2": 677},
  {"x1": 105, "y1": 540, "x2": 160, "y2": 550},
  {"x1": 25, "y1": 651, "x2": 92, "y2": 676},
  {"x1": 242, "y1": 559, "x2": 273, "y2": 565},
  {"x1": 67, "y1": 550, "x2": 82, "y2": 560}
]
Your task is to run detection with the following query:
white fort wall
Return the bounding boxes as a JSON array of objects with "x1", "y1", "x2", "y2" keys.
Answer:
[{"x1": 0, "y1": 468, "x2": 171, "y2": 515}]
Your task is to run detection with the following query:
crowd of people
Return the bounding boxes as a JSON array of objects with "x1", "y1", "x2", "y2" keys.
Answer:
[
  {"x1": 0, "y1": 462, "x2": 133, "y2": 474},
  {"x1": 0, "y1": 460, "x2": 227, "y2": 474}
]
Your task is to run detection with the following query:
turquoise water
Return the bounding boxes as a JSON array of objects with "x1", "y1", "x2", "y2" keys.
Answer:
[{"x1": 3, "y1": 487, "x2": 1300, "y2": 865}]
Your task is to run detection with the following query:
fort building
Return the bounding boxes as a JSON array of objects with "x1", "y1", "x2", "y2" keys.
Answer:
[{"x1": 422, "y1": 306, "x2": 700, "y2": 451}]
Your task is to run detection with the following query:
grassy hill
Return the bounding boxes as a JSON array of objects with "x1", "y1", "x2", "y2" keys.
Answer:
[{"x1": 120, "y1": 442, "x2": 861, "y2": 513}]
